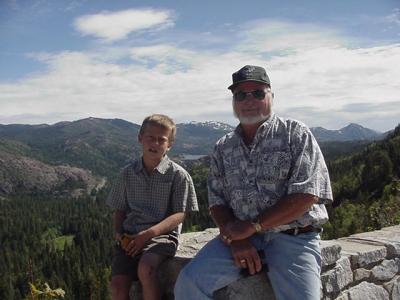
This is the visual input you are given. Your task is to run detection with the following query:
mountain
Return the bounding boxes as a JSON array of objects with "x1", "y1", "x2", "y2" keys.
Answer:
[
  {"x1": 0, "y1": 118, "x2": 234, "y2": 195},
  {"x1": 0, "y1": 117, "x2": 140, "y2": 177},
  {"x1": 0, "y1": 117, "x2": 391, "y2": 196},
  {"x1": 174, "y1": 121, "x2": 234, "y2": 155},
  {"x1": 311, "y1": 123, "x2": 383, "y2": 142}
]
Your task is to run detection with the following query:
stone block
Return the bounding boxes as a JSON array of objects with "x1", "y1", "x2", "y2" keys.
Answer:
[
  {"x1": 321, "y1": 240, "x2": 342, "y2": 268},
  {"x1": 214, "y1": 272, "x2": 275, "y2": 300},
  {"x1": 371, "y1": 259, "x2": 398, "y2": 281},
  {"x1": 334, "y1": 292, "x2": 349, "y2": 300},
  {"x1": 383, "y1": 275, "x2": 400, "y2": 299},
  {"x1": 347, "y1": 229, "x2": 400, "y2": 257},
  {"x1": 381, "y1": 225, "x2": 400, "y2": 233},
  {"x1": 337, "y1": 239, "x2": 387, "y2": 268},
  {"x1": 176, "y1": 227, "x2": 219, "y2": 257},
  {"x1": 353, "y1": 268, "x2": 371, "y2": 282},
  {"x1": 342, "y1": 281, "x2": 389, "y2": 300},
  {"x1": 321, "y1": 256, "x2": 353, "y2": 294}
]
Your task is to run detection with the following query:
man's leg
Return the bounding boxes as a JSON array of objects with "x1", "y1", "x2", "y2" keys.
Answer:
[
  {"x1": 174, "y1": 237, "x2": 245, "y2": 300},
  {"x1": 137, "y1": 252, "x2": 166, "y2": 300},
  {"x1": 264, "y1": 231, "x2": 321, "y2": 300}
]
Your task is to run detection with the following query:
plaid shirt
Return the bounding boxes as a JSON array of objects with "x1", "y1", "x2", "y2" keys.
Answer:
[
  {"x1": 107, "y1": 156, "x2": 198, "y2": 236},
  {"x1": 208, "y1": 113, "x2": 333, "y2": 232}
]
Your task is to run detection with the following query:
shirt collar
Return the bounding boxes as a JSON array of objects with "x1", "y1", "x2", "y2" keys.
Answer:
[{"x1": 134, "y1": 155, "x2": 170, "y2": 174}]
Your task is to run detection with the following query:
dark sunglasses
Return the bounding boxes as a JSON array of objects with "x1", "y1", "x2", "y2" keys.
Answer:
[{"x1": 233, "y1": 89, "x2": 267, "y2": 102}]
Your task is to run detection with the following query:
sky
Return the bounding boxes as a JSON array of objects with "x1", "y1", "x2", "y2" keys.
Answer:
[{"x1": 1, "y1": 0, "x2": 399, "y2": 132}]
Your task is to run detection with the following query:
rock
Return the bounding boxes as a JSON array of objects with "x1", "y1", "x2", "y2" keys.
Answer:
[
  {"x1": 321, "y1": 240, "x2": 342, "y2": 268},
  {"x1": 343, "y1": 281, "x2": 389, "y2": 300},
  {"x1": 383, "y1": 275, "x2": 400, "y2": 299},
  {"x1": 347, "y1": 228, "x2": 400, "y2": 257},
  {"x1": 371, "y1": 259, "x2": 398, "y2": 281},
  {"x1": 337, "y1": 239, "x2": 387, "y2": 268},
  {"x1": 321, "y1": 256, "x2": 353, "y2": 294},
  {"x1": 353, "y1": 268, "x2": 371, "y2": 282},
  {"x1": 214, "y1": 272, "x2": 275, "y2": 300}
]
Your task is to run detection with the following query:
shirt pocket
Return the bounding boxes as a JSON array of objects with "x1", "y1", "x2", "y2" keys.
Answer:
[{"x1": 259, "y1": 151, "x2": 291, "y2": 183}]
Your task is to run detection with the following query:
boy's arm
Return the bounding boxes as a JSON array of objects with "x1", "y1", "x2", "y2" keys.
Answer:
[
  {"x1": 113, "y1": 209, "x2": 127, "y2": 242},
  {"x1": 125, "y1": 212, "x2": 185, "y2": 257}
]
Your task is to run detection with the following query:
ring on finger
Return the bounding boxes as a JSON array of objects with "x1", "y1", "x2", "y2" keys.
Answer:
[{"x1": 221, "y1": 235, "x2": 232, "y2": 244}]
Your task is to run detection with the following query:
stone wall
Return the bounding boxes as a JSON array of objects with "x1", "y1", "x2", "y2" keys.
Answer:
[{"x1": 130, "y1": 225, "x2": 400, "y2": 299}]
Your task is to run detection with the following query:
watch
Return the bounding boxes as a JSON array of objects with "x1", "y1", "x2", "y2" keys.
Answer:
[{"x1": 252, "y1": 219, "x2": 263, "y2": 233}]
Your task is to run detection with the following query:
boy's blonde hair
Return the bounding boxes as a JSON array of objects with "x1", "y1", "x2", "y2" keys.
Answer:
[{"x1": 139, "y1": 114, "x2": 177, "y2": 144}]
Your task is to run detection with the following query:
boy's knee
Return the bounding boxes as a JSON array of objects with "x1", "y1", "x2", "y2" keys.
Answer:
[
  {"x1": 110, "y1": 276, "x2": 131, "y2": 296},
  {"x1": 137, "y1": 260, "x2": 158, "y2": 283}
]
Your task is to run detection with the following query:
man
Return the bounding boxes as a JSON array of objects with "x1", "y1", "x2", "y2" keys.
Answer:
[
  {"x1": 107, "y1": 114, "x2": 198, "y2": 300},
  {"x1": 174, "y1": 65, "x2": 333, "y2": 300}
]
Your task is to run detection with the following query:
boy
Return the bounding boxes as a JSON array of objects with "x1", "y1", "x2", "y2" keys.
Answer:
[{"x1": 107, "y1": 114, "x2": 198, "y2": 300}]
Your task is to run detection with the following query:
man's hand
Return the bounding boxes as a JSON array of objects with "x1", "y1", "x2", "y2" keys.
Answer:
[
  {"x1": 223, "y1": 220, "x2": 256, "y2": 241},
  {"x1": 123, "y1": 230, "x2": 152, "y2": 257},
  {"x1": 231, "y1": 239, "x2": 262, "y2": 275}
]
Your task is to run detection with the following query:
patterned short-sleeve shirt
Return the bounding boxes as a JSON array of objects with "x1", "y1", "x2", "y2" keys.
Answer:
[
  {"x1": 208, "y1": 113, "x2": 333, "y2": 232},
  {"x1": 107, "y1": 156, "x2": 198, "y2": 236}
]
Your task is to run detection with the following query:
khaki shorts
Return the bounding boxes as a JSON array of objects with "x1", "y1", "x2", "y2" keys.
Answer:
[{"x1": 111, "y1": 234, "x2": 178, "y2": 280}]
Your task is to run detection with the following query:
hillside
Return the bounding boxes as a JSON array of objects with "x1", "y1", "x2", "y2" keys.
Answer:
[
  {"x1": 0, "y1": 122, "x2": 398, "y2": 299},
  {"x1": 0, "y1": 117, "x2": 389, "y2": 197},
  {"x1": 323, "y1": 124, "x2": 400, "y2": 238},
  {"x1": 0, "y1": 139, "x2": 104, "y2": 197},
  {"x1": 0, "y1": 118, "x2": 140, "y2": 177}
]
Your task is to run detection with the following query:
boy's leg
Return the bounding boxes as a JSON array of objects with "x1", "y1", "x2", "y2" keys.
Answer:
[
  {"x1": 138, "y1": 234, "x2": 177, "y2": 300},
  {"x1": 138, "y1": 252, "x2": 167, "y2": 300},
  {"x1": 110, "y1": 275, "x2": 133, "y2": 300},
  {"x1": 110, "y1": 246, "x2": 140, "y2": 300}
]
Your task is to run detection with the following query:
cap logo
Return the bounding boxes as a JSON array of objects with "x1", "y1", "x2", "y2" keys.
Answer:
[{"x1": 241, "y1": 66, "x2": 255, "y2": 77}]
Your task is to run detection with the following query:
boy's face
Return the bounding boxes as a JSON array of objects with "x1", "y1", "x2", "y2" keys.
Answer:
[{"x1": 138, "y1": 124, "x2": 172, "y2": 162}]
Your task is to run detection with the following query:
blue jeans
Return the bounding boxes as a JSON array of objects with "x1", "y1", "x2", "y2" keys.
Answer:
[{"x1": 174, "y1": 231, "x2": 321, "y2": 300}]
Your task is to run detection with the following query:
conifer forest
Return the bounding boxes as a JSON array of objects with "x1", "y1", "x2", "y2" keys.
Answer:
[{"x1": 1, "y1": 125, "x2": 399, "y2": 299}]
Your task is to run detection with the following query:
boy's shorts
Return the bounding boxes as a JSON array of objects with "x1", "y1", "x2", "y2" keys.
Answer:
[{"x1": 111, "y1": 234, "x2": 178, "y2": 280}]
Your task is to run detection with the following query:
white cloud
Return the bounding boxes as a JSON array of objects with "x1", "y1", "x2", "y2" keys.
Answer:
[
  {"x1": 74, "y1": 8, "x2": 175, "y2": 42},
  {"x1": 2, "y1": 18, "x2": 399, "y2": 131},
  {"x1": 235, "y1": 20, "x2": 348, "y2": 53},
  {"x1": 384, "y1": 8, "x2": 400, "y2": 26}
]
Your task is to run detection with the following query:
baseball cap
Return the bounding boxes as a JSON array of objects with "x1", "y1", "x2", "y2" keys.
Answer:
[{"x1": 228, "y1": 65, "x2": 270, "y2": 90}]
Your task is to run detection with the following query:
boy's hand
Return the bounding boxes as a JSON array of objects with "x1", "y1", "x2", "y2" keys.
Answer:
[{"x1": 124, "y1": 230, "x2": 153, "y2": 257}]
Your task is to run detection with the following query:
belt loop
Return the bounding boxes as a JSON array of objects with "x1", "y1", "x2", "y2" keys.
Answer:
[{"x1": 294, "y1": 227, "x2": 299, "y2": 235}]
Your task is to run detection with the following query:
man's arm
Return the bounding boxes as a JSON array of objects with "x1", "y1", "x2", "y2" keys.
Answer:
[
  {"x1": 124, "y1": 212, "x2": 185, "y2": 257},
  {"x1": 210, "y1": 205, "x2": 262, "y2": 275},
  {"x1": 224, "y1": 193, "x2": 318, "y2": 241},
  {"x1": 209, "y1": 205, "x2": 237, "y2": 237}
]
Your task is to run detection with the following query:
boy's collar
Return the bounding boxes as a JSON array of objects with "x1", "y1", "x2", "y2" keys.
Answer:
[{"x1": 136, "y1": 155, "x2": 170, "y2": 174}]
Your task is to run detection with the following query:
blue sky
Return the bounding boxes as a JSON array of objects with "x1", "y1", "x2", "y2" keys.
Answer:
[{"x1": 1, "y1": 0, "x2": 399, "y2": 131}]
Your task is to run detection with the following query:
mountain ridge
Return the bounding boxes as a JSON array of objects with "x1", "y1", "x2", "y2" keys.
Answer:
[{"x1": 0, "y1": 117, "x2": 393, "y2": 196}]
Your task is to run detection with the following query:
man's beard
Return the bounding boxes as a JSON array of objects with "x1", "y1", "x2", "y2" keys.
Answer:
[
  {"x1": 232, "y1": 95, "x2": 273, "y2": 125},
  {"x1": 234, "y1": 113, "x2": 270, "y2": 125}
]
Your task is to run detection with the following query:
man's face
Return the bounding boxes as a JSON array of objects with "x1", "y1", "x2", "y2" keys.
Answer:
[
  {"x1": 138, "y1": 124, "x2": 172, "y2": 162},
  {"x1": 232, "y1": 81, "x2": 272, "y2": 125}
]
